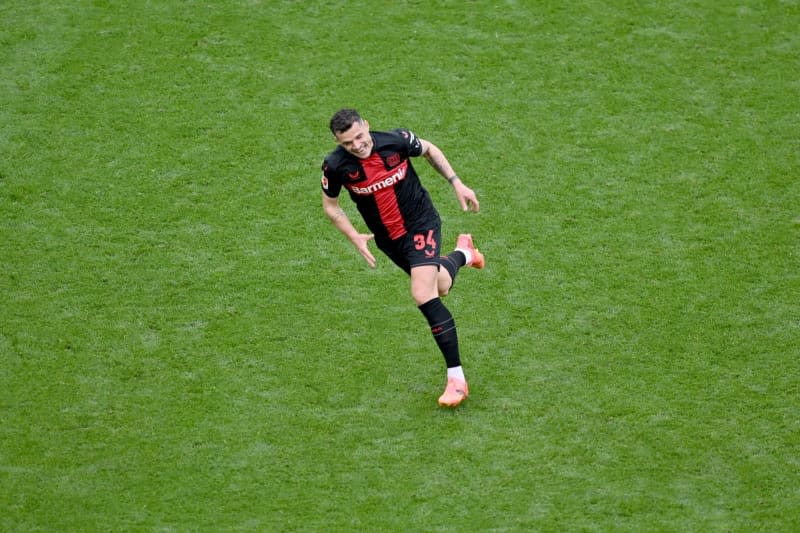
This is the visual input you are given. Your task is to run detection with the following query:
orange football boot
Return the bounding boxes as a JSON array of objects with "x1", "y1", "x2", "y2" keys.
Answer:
[
  {"x1": 438, "y1": 377, "x2": 469, "y2": 407},
  {"x1": 456, "y1": 233, "x2": 485, "y2": 269}
]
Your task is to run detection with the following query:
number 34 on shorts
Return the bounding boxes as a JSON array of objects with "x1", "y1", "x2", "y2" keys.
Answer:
[{"x1": 414, "y1": 229, "x2": 439, "y2": 258}]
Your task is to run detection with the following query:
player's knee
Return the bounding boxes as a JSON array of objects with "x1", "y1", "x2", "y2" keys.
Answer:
[{"x1": 411, "y1": 287, "x2": 436, "y2": 306}]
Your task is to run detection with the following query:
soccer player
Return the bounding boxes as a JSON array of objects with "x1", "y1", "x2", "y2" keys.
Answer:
[{"x1": 320, "y1": 108, "x2": 485, "y2": 407}]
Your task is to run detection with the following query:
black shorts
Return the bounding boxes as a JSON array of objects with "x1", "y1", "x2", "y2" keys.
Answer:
[{"x1": 377, "y1": 223, "x2": 442, "y2": 275}]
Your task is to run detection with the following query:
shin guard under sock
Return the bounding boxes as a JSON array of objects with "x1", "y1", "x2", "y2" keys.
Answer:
[{"x1": 418, "y1": 297, "x2": 461, "y2": 368}]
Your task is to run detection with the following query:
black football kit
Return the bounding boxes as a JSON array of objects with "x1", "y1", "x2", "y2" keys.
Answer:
[{"x1": 321, "y1": 127, "x2": 466, "y2": 371}]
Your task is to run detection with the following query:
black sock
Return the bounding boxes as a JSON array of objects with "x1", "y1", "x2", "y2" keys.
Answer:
[
  {"x1": 418, "y1": 297, "x2": 461, "y2": 368},
  {"x1": 439, "y1": 251, "x2": 467, "y2": 285}
]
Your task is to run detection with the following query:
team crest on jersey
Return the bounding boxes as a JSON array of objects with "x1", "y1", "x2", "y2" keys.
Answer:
[
  {"x1": 344, "y1": 168, "x2": 363, "y2": 183},
  {"x1": 386, "y1": 152, "x2": 402, "y2": 167},
  {"x1": 320, "y1": 175, "x2": 329, "y2": 190}
]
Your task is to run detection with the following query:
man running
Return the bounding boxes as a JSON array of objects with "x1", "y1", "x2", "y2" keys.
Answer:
[{"x1": 320, "y1": 108, "x2": 484, "y2": 407}]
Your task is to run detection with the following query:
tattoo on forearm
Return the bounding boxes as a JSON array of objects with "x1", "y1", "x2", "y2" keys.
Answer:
[{"x1": 329, "y1": 208, "x2": 347, "y2": 223}]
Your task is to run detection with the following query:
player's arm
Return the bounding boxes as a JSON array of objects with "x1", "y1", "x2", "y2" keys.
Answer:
[
  {"x1": 420, "y1": 139, "x2": 480, "y2": 213},
  {"x1": 321, "y1": 192, "x2": 377, "y2": 268}
]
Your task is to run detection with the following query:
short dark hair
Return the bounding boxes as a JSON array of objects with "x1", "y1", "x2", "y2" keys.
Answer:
[{"x1": 329, "y1": 108, "x2": 362, "y2": 135}]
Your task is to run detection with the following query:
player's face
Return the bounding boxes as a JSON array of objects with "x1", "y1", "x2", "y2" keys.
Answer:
[{"x1": 334, "y1": 119, "x2": 373, "y2": 159}]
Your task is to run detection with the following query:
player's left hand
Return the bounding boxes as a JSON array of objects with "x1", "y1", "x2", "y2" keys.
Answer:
[{"x1": 454, "y1": 181, "x2": 480, "y2": 213}]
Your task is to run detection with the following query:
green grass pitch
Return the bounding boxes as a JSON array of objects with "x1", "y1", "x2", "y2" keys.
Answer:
[{"x1": 2, "y1": 1, "x2": 799, "y2": 531}]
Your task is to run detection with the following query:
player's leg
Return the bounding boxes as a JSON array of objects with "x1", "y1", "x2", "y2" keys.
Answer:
[
  {"x1": 376, "y1": 235, "x2": 467, "y2": 406},
  {"x1": 437, "y1": 233, "x2": 485, "y2": 297},
  {"x1": 411, "y1": 265, "x2": 469, "y2": 407},
  {"x1": 405, "y1": 227, "x2": 470, "y2": 407},
  {"x1": 409, "y1": 265, "x2": 458, "y2": 376}
]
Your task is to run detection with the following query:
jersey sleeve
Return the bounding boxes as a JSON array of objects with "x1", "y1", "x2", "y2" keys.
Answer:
[
  {"x1": 320, "y1": 160, "x2": 342, "y2": 198},
  {"x1": 394, "y1": 128, "x2": 424, "y2": 157}
]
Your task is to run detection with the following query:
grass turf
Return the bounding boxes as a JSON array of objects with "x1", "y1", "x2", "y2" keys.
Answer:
[{"x1": 2, "y1": 0, "x2": 799, "y2": 530}]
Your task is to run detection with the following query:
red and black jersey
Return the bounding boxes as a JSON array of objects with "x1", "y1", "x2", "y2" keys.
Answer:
[{"x1": 321, "y1": 128, "x2": 439, "y2": 242}]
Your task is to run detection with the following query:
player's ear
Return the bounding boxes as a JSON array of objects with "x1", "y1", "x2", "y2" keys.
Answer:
[{"x1": 363, "y1": 119, "x2": 370, "y2": 131}]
